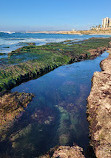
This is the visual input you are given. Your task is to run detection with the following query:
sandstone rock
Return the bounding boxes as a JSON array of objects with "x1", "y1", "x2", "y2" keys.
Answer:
[
  {"x1": 88, "y1": 47, "x2": 106, "y2": 58},
  {"x1": 108, "y1": 41, "x2": 111, "y2": 48},
  {"x1": 87, "y1": 51, "x2": 111, "y2": 158}
]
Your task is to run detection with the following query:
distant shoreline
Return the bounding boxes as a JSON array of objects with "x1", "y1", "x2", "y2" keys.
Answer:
[
  {"x1": 26, "y1": 30, "x2": 111, "y2": 35},
  {"x1": 1, "y1": 30, "x2": 111, "y2": 35}
]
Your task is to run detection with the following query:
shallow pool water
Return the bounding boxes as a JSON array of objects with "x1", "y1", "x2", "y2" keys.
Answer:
[{"x1": 1, "y1": 52, "x2": 108, "y2": 157}]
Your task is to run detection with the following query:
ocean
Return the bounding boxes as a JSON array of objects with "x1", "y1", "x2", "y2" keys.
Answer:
[{"x1": 0, "y1": 31, "x2": 111, "y2": 55}]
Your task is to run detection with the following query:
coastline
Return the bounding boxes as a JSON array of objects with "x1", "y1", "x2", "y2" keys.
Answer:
[
  {"x1": 26, "y1": 30, "x2": 111, "y2": 36},
  {"x1": 87, "y1": 48, "x2": 111, "y2": 157}
]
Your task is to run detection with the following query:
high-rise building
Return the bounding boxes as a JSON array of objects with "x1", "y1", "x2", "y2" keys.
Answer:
[{"x1": 102, "y1": 17, "x2": 111, "y2": 28}]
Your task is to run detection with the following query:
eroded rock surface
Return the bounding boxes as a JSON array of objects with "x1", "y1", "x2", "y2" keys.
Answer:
[
  {"x1": 87, "y1": 50, "x2": 111, "y2": 158},
  {"x1": 88, "y1": 47, "x2": 107, "y2": 58}
]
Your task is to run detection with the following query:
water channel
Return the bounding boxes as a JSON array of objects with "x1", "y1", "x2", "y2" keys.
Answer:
[{"x1": 2, "y1": 52, "x2": 108, "y2": 157}]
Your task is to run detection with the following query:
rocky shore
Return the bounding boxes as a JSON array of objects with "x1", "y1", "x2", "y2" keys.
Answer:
[
  {"x1": 0, "y1": 38, "x2": 111, "y2": 157},
  {"x1": 87, "y1": 49, "x2": 111, "y2": 158},
  {"x1": 57, "y1": 29, "x2": 111, "y2": 35}
]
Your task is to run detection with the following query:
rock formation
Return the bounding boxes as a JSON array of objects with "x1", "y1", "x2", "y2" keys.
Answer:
[
  {"x1": 0, "y1": 92, "x2": 34, "y2": 140},
  {"x1": 87, "y1": 49, "x2": 111, "y2": 158}
]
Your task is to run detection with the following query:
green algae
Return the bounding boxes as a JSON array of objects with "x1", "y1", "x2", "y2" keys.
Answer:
[
  {"x1": 0, "y1": 37, "x2": 111, "y2": 92},
  {"x1": 55, "y1": 105, "x2": 70, "y2": 145}
]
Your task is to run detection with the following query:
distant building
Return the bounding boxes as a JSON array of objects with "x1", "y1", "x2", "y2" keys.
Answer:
[{"x1": 102, "y1": 17, "x2": 111, "y2": 28}]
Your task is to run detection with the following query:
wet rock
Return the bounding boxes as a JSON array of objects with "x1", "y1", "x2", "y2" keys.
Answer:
[
  {"x1": 88, "y1": 47, "x2": 106, "y2": 58},
  {"x1": 87, "y1": 49, "x2": 111, "y2": 158},
  {"x1": 17, "y1": 42, "x2": 36, "y2": 46},
  {"x1": 31, "y1": 107, "x2": 55, "y2": 125},
  {"x1": 40, "y1": 145, "x2": 85, "y2": 158},
  {"x1": 78, "y1": 54, "x2": 88, "y2": 60},
  {"x1": 53, "y1": 146, "x2": 85, "y2": 158},
  {"x1": 0, "y1": 92, "x2": 34, "y2": 140},
  {"x1": 108, "y1": 41, "x2": 111, "y2": 48},
  {"x1": 27, "y1": 42, "x2": 36, "y2": 45}
]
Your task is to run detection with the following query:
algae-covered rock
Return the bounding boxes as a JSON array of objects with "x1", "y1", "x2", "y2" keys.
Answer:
[
  {"x1": 40, "y1": 145, "x2": 85, "y2": 158},
  {"x1": 0, "y1": 92, "x2": 34, "y2": 140},
  {"x1": 0, "y1": 37, "x2": 111, "y2": 93},
  {"x1": 53, "y1": 146, "x2": 85, "y2": 158}
]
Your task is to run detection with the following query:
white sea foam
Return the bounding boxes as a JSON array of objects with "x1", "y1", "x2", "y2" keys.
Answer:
[
  {"x1": 0, "y1": 37, "x2": 82, "y2": 50},
  {"x1": 0, "y1": 31, "x2": 15, "y2": 34},
  {"x1": 0, "y1": 33, "x2": 91, "y2": 54}
]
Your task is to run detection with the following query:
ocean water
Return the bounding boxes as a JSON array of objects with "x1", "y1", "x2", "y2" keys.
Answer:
[{"x1": 0, "y1": 32, "x2": 111, "y2": 55}]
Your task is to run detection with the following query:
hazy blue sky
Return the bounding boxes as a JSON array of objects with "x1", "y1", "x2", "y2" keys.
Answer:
[{"x1": 0, "y1": 0, "x2": 111, "y2": 31}]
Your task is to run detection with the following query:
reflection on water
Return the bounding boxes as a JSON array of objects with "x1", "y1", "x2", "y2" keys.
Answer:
[{"x1": 0, "y1": 52, "x2": 109, "y2": 157}]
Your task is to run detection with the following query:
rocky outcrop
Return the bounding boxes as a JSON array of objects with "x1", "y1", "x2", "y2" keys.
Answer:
[
  {"x1": 69, "y1": 47, "x2": 107, "y2": 64},
  {"x1": 108, "y1": 41, "x2": 111, "y2": 48},
  {"x1": 0, "y1": 92, "x2": 34, "y2": 140},
  {"x1": 88, "y1": 47, "x2": 107, "y2": 58},
  {"x1": 40, "y1": 145, "x2": 85, "y2": 158},
  {"x1": 87, "y1": 49, "x2": 111, "y2": 158}
]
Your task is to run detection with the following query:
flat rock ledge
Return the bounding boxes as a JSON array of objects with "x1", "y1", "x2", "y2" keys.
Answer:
[
  {"x1": 87, "y1": 49, "x2": 111, "y2": 158},
  {"x1": 40, "y1": 145, "x2": 85, "y2": 158}
]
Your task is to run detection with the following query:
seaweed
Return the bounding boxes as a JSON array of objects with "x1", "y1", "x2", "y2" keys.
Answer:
[{"x1": 0, "y1": 37, "x2": 111, "y2": 92}]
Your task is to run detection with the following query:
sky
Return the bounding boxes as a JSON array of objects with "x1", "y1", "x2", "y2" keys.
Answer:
[{"x1": 0, "y1": 0, "x2": 111, "y2": 31}]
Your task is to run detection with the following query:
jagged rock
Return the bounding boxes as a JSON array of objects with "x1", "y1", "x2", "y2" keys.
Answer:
[{"x1": 88, "y1": 47, "x2": 106, "y2": 58}]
